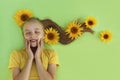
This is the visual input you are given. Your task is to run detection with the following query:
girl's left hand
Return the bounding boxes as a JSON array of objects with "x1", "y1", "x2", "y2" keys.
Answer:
[{"x1": 35, "y1": 39, "x2": 44, "y2": 59}]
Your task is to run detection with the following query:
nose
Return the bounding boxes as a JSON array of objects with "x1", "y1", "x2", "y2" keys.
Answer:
[{"x1": 30, "y1": 33, "x2": 36, "y2": 39}]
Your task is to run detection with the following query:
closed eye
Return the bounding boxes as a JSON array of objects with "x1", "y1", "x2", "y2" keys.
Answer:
[
  {"x1": 35, "y1": 31, "x2": 40, "y2": 34},
  {"x1": 25, "y1": 32, "x2": 31, "y2": 35}
]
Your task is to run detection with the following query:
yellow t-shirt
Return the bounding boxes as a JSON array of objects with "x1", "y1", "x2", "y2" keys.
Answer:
[{"x1": 8, "y1": 48, "x2": 59, "y2": 80}]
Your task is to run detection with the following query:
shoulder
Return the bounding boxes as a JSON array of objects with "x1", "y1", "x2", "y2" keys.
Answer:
[
  {"x1": 10, "y1": 49, "x2": 26, "y2": 58},
  {"x1": 43, "y1": 48, "x2": 58, "y2": 57},
  {"x1": 43, "y1": 49, "x2": 59, "y2": 66}
]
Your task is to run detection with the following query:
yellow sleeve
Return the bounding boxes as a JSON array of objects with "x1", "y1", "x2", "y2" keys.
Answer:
[
  {"x1": 8, "y1": 50, "x2": 20, "y2": 70},
  {"x1": 48, "y1": 50, "x2": 59, "y2": 66}
]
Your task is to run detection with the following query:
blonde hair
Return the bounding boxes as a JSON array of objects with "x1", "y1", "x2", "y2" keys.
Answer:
[
  {"x1": 22, "y1": 17, "x2": 75, "y2": 45},
  {"x1": 22, "y1": 17, "x2": 44, "y2": 29}
]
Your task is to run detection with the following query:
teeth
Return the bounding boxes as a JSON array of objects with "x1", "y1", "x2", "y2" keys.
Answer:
[{"x1": 30, "y1": 40, "x2": 36, "y2": 42}]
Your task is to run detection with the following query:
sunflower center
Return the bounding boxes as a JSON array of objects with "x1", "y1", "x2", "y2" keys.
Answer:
[
  {"x1": 104, "y1": 34, "x2": 109, "y2": 39},
  {"x1": 71, "y1": 27, "x2": 78, "y2": 34},
  {"x1": 47, "y1": 33, "x2": 54, "y2": 40},
  {"x1": 21, "y1": 14, "x2": 29, "y2": 21},
  {"x1": 88, "y1": 20, "x2": 93, "y2": 25}
]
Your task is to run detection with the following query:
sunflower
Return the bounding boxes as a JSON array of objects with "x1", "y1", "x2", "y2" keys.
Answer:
[
  {"x1": 85, "y1": 16, "x2": 97, "y2": 28},
  {"x1": 100, "y1": 30, "x2": 112, "y2": 42},
  {"x1": 44, "y1": 27, "x2": 60, "y2": 44},
  {"x1": 14, "y1": 9, "x2": 33, "y2": 27},
  {"x1": 66, "y1": 21, "x2": 83, "y2": 40}
]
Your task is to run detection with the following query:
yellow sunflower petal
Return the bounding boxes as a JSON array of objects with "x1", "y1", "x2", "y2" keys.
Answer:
[
  {"x1": 85, "y1": 16, "x2": 97, "y2": 28},
  {"x1": 14, "y1": 9, "x2": 33, "y2": 27},
  {"x1": 100, "y1": 30, "x2": 112, "y2": 42},
  {"x1": 44, "y1": 27, "x2": 59, "y2": 44},
  {"x1": 66, "y1": 21, "x2": 83, "y2": 40}
]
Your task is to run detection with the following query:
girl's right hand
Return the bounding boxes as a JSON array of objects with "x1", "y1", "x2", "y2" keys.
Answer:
[{"x1": 25, "y1": 40, "x2": 34, "y2": 60}]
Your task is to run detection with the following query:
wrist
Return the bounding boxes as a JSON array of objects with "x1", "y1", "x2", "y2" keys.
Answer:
[
  {"x1": 35, "y1": 55, "x2": 40, "y2": 60},
  {"x1": 28, "y1": 57, "x2": 34, "y2": 61}
]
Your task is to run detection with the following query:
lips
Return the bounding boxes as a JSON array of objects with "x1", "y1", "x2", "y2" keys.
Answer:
[{"x1": 30, "y1": 39, "x2": 37, "y2": 42}]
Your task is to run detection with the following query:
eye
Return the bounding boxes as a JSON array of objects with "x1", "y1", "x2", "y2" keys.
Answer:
[
  {"x1": 35, "y1": 31, "x2": 40, "y2": 34},
  {"x1": 25, "y1": 32, "x2": 31, "y2": 35}
]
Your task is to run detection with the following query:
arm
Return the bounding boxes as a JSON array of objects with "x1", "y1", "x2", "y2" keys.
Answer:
[
  {"x1": 12, "y1": 59, "x2": 33, "y2": 80},
  {"x1": 35, "y1": 57, "x2": 57, "y2": 80},
  {"x1": 12, "y1": 40, "x2": 34, "y2": 80},
  {"x1": 35, "y1": 40, "x2": 57, "y2": 80}
]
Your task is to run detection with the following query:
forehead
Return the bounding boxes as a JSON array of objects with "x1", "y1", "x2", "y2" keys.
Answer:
[{"x1": 23, "y1": 21, "x2": 43, "y2": 31}]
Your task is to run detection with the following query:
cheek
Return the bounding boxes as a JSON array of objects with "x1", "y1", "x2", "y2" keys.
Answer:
[
  {"x1": 38, "y1": 34, "x2": 44, "y2": 38},
  {"x1": 24, "y1": 35, "x2": 30, "y2": 40}
]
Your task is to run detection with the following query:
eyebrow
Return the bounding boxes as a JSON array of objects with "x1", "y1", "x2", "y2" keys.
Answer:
[
  {"x1": 24, "y1": 28, "x2": 41, "y2": 31},
  {"x1": 24, "y1": 29, "x2": 31, "y2": 32},
  {"x1": 24, "y1": 29, "x2": 29, "y2": 32},
  {"x1": 35, "y1": 28, "x2": 41, "y2": 30}
]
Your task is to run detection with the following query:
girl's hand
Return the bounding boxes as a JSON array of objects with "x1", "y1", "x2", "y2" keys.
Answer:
[
  {"x1": 35, "y1": 39, "x2": 44, "y2": 59},
  {"x1": 25, "y1": 40, "x2": 34, "y2": 60}
]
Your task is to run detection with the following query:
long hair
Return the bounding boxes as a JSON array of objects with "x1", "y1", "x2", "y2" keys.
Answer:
[{"x1": 22, "y1": 17, "x2": 94, "y2": 45}]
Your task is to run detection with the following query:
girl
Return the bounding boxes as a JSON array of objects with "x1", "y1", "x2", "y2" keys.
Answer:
[{"x1": 8, "y1": 17, "x2": 59, "y2": 80}]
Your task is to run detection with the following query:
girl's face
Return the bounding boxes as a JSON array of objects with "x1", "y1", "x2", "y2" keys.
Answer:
[{"x1": 23, "y1": 21, "x2": 44, "y2": 47}]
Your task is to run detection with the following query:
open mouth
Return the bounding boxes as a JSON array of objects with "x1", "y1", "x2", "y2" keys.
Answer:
[
  {"x1": 30, "y1": 39, "x2": 41, "y2": 46},
  {"x1": 30, "y1": 39, "x2": 37, "y2": 43}
]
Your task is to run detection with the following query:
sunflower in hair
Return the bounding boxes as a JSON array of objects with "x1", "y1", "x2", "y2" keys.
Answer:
[
  {"x1": 66, "y1": 21, "x2": 83, "y2": 40},
  {"x1": 100, "y1": 30, "x2": 112, "y2": 42},
  {"x1": 14, "y1": 9, "x2": 33, "y2": 27},
  {"x1": 44, "y1": 27, "x2": 60, "y2": 44},
  {"x1": 85, "y1": 16, "x2": 97, "y2": 28}
]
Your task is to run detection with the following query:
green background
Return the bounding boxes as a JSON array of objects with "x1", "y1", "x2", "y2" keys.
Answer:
[{"x1": 0, "y1": 0, "x2": 120, "y2": 80}]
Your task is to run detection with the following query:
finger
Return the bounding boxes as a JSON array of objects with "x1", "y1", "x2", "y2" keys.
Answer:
[
  {"x1": 28, "y1": 40, "x2": 33, "y2": 53},
  {"x1": 25, "y1": 39, "x2": 28, "y2": 48},
  {"x1": 25, "y1": 40, "x2": 29, "y2": 52},
  {"x1": 37, "y1": 39, "x2": 41, "y2": 48},
  {"x1": 41, "y1": 40, "x2": 44, "y2": 48},
  {"x1": 28, "y1": 40, "x2": 31, "y2": 49}
]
